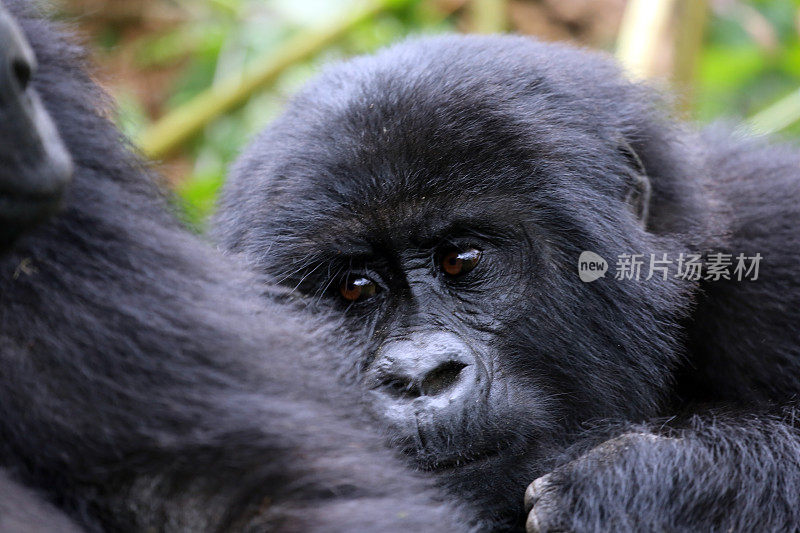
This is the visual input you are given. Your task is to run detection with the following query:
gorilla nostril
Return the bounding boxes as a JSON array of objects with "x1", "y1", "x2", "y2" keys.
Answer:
[
  {"x1": 420, "y1": 361, "x2": 467, "y2": 396},
  {"x1": 380, "y1": 376, "x2": 421, "y2": 399},
  {"x1": 11, "y1": 57, "x2": 32, "y2": 91}
]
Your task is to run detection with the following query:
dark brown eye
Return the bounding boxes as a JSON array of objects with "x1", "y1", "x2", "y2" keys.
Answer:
[
  {"x1": 339, "y1": 275, "x2": 378, "y2": 302},
  {"x1": 440, "y1": 248, "x2": 482, "y2": 276}
]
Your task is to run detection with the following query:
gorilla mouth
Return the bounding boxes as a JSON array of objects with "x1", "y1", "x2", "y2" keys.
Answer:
[
  {"x1": 415, "y1": 440, "x2": 514, "y2": 471},
  {"x1": 428, "y1": 450, "x2": 501, "y2": 471}
]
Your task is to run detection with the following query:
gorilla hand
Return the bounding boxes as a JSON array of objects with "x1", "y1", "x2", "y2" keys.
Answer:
[
  {"x1": 524, "y1": 433, "x2": 677, "y2": 533},
  {"x1": 526, "y1": 410, "x2": 800, "y2": 532}
]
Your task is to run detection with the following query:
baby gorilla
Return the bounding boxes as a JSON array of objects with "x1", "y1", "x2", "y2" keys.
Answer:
[{"x1": 216, "y1": 36, "x2": 800, "y2": 530}]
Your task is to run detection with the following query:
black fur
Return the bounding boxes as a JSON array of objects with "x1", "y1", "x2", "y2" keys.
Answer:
[
  {"x1": 0, "y1": 2, "x2": 473, "y2": 531},
  {"x1": 215, "y1": 35, "x2": 800, "y2": 530}
]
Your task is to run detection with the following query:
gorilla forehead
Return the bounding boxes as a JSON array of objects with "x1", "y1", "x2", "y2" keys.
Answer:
[
  {"x1": 220, "y1": 35, "x2": 678, "y2": 259},
  {"x1": 255, "y1": 35, "x2": 647, "y2": 198},
  {"x1": 301, "y1": 193, "x2": 534, "y2": 258}
]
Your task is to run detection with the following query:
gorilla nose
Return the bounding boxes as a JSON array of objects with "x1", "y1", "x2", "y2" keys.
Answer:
[
  {"x1": 0, "y1": 4, "x2": 36, "y2": 103},
  {"x1": 9, "y1": 50, "x2": 31, "y2": 92},
  {"x1": 371, "y1": 331, "x2": 475, "y2": 400},
  {"x1": 419, "y1": 360, "x2": 468, "y2": 396}
]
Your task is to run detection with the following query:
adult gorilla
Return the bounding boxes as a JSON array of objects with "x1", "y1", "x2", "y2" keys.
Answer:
[
  {"x1": 0, "y1": 5, "x2": 82, "y2": 530},
  {"x1": 0, "y1": 2, "x2": 472, "y2": 531},
  {"x1": 216, "y1": 36, "x2": 800, "y2": 530}
]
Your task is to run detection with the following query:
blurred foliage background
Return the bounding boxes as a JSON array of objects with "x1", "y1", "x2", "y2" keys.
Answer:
[{"x1": 50, "y1": 0, "x2": 800, "y2": 229}]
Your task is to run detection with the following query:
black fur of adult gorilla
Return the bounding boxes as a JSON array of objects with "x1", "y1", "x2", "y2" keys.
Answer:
[
  {"x1": 0, "y1": 4, "x2": 82, "y2": 530},
  {"x1": 215, "y1": 36, "x2": 800, "y2": 530},
  {"x1": 0, "y1": 2, "x2": 472, "y2": 531}
]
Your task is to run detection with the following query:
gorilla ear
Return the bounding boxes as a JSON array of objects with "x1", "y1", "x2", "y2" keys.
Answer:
[{"x1": 619, "y1": 139, "x2": 652, "y2": 226}]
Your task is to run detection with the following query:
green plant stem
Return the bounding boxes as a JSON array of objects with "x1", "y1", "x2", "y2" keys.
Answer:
[
  {"x1": 747, "y1": 88, "x2": 800, "y2": 135},
  {"x1": 470, "y1": 0, "x2": 506, "y2": 33},
  {"x1": 616, "y1": 0, "x2": 677, "y2": 79},
  {"x1": 138, "y1": 0, "x2": 403, "y2": 160}
]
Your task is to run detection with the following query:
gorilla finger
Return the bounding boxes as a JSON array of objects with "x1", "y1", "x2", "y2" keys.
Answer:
[
  {"x1": 524, "y1": 474, "x2": 552, "y2": 513},
  {"x1": 526, "y1": 507, "x2": 543, "y2": 533}
]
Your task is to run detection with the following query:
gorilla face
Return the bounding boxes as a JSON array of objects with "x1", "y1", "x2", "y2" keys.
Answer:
[
  {"x1": 217, "y1": 35, "x2": 702, "y2": 474},
  {"x1": 0, "y1": 0, "x2": 72, "y2": 248}
]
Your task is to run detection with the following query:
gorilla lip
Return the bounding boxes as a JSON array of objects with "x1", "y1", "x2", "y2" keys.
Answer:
[
  {"x1": 395, "y1": 410, "x2": 514, "y2": 471},
  {"x1": 419, "y1": 441, "x2": 512, "y2": 471}
]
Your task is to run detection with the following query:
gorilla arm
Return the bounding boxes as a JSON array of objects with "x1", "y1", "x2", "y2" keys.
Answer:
[{"x1": 525, "y1": 409, "x2": 800, "y2": 532}]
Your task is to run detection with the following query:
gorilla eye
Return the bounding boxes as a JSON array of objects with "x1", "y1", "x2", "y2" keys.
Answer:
[
  {"x1": 440, "y1": 248, "x2": 482, "y2": 277},
  {"x1": 339, "y1": 275, "x2": 378, "y2": 302}
]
